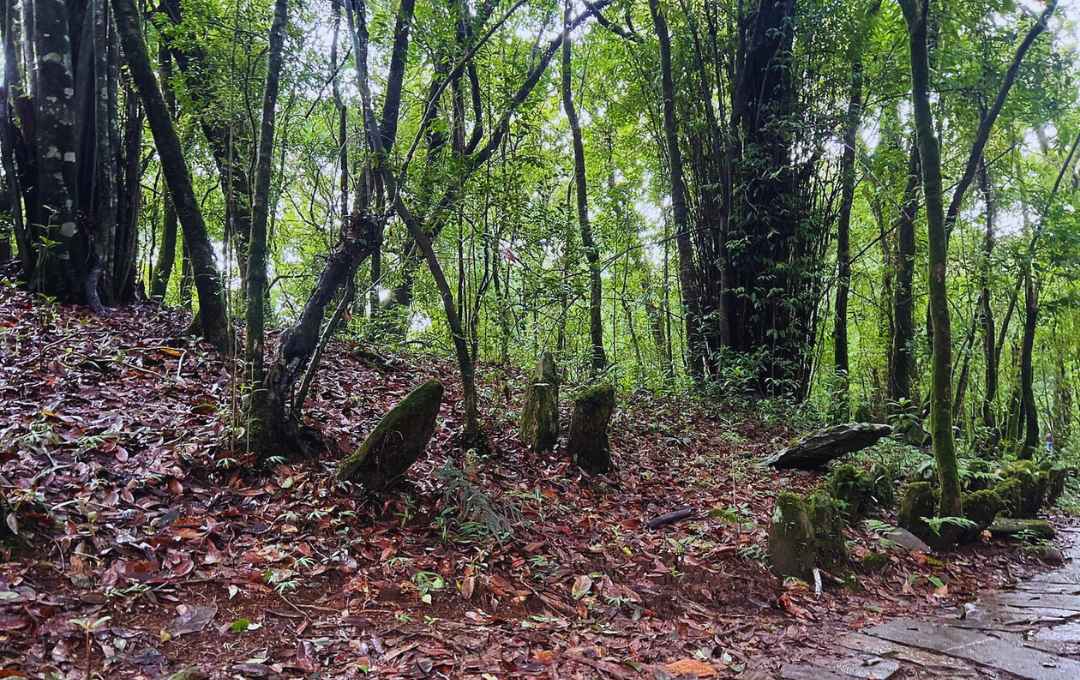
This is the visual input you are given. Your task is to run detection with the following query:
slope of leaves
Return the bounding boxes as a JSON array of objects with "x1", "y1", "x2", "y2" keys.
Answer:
[{"x1": 0, "y1": 284, "x2": 1065, "y2": 679}]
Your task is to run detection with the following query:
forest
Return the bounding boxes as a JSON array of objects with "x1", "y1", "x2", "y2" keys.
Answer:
[{"x1": 1, "y1": 0, "x2": 1080, "y2": 677}]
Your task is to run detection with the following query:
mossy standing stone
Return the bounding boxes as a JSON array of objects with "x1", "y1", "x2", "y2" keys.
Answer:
[
  {"x1": 994, "y1": 477, "x2": 1023, "y2": 518},
  {"x1": 1001, "y1": 461, "x2": 1047, "y2": 518},
  {"x1": 768, "y1": 492, "x2": 817, "y2": 580},
  {"x1": 336, "y1": 380, "x2": 444, "y2": 491},
  {"x1": 960, "y1": 488, "x2": 1002, "y2": 543},
  {"x1": 564, "y1": 383, "x2": 616, "y2": 474},
  {"x1": 519, "y1": 352, "x2": 560, "y2": 452},
  {"x1": 807, "y1": 491, "x2": 846, "y2": 567},
  {"x1": 898, "y1": 481, "x2": 937, "y2": 544},
  {"x1": 1045, "y1": 465, "x2": 1071, "y2": 506}
]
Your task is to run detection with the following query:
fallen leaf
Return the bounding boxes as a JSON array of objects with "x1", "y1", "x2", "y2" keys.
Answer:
[{"x1": 664, "y1": 658, "x2": 718, "y2": 678}]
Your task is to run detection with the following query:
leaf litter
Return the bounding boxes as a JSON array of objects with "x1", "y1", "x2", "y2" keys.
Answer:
[{"x1": 0, "y1": 287, "x2": 1067, "y2": 678}]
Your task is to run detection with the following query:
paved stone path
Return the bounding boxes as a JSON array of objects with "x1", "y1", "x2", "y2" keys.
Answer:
[{"x1": 775, "y1": 529, "x2": 1080, "y2": 679}]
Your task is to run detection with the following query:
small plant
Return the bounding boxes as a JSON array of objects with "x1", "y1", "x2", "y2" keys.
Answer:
[
  {"x1": 411, "y1": 571, "x2": 446, "y2": 604},
  {"x1": 921, "y1": 515, "x2": 977, "y2": 537}
]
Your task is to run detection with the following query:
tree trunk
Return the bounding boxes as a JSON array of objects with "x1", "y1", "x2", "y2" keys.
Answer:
[
  {"x1": 1019, "y1": 264, "x2": 1039, "y2": 457},
  {"x1": 561, "y1": 0, "x2": 605, "y2": 374},
  {"x1": 29, "y1": 0, "x2": 92, "y2": 305},
  {"x1": 649, "y1": 0, "x2": 703, "y2": 378},
  {"x1": 900, "y1": 0, "x2": 960, "y2": 518},
  {"x1": 977, "y1": 158, "x2": 997, "y2": 432},
  {"x1": 888, "y1": 143, "x2": 920, "y2": 407},
  {"x1": 149, "y1": 43, "x2": 177, "y2": 301},
  {"x1": 245, "y1": 0, "x2": 289, "y2": 448},
  {"x1": 112, "y1": 0, "x2": 230, "y2": 351},
  {"x1": 832, "y1": 51, "x2": 864, "y2": 422}
]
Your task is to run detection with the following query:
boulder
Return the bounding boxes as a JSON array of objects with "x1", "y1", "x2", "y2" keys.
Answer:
[
  {"x1": 1000, "y1": 461, "x2": 1048, "y2": 518},
  {"x1": 960, "y1": 488, "x2": 1002, "y2": 543},
  {"x1": 883, "y1": 526, "x2": 932, "y2": 553},
  {"x1": 827, "y1": 463, "x2": 894, "y2": 518},
  {"x1": 564, "y1": 384, "x2": 616, "y2": 474},
  {"x1": 519, "y1": 352, "x2": 560, "y2": 452},
  {"x1": 768, "y1": 492, "x2": 817, "y2": 580},
  {"x1": 897, "y1": 481, "x2": 936, "y2": 544},
  {"x1": 762, "y1": 423, "x2": 893, "y2": 469},
  {"x1": 336, "y1": 381, "x2": 444, "y2": 491},
  {"x1": 988, "y1": 517, "x2": 1055, "y2": 540},
  {"x1": 1043, "y1": 464, "x2": 1071, "y2": 507},
  {"x1": 993, "y1": 477, "x2": 1023, "y2": 518}
]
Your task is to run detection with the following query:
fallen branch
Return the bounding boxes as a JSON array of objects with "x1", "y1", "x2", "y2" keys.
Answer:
[{"x1": 646, "y1": 507, "x2": 695, "y2": 530}]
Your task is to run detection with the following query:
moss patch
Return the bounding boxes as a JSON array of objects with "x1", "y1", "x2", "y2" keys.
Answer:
[{"x1": 768, "y1": 492, "x2": 816, "y2": 580}]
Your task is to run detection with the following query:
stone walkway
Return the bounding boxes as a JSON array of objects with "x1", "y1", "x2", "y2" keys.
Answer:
[{"x1": 775, "y1": 528, "x2": 1080, "y2": 679}]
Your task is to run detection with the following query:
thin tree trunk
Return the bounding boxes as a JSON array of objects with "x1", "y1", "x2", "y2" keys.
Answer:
[
  {"x1": 1019, "y1": 265, "x2": 1039, "y2": 457},
  {"x1": 977, "y1": 158, "x2": 997, "y2": 432},
  {"x1": 149, "y1": 43, "x2": 177, "y2": 301},
  {"x1": 246, "y1": 0, "x2": 289, "y2": 427},
  {"x1": 561, "y1": 0, "x2": 605, "y2": 374},
  {"x1": 889, "y1": 143, "x2": 920, "y2": 407},
  {"x1": 900, "y1": 0, "x2": 960, "y2": 518},
  {"x1": 112, "y1": 0, "x2": 230, "y2": 350},
  {"x1": 649, "y1": 0, "x2": 702, "y2": 378}
]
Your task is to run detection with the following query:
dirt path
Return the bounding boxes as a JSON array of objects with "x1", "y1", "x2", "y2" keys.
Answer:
[{"x1": 768, "y1": 529, "x2": 1080, "y2": 679}]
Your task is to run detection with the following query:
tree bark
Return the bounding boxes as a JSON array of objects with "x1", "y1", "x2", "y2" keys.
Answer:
[
  {"x1": 977, "y1": 158, "x2": 997, "y2": 432},
  {"x1": 112, "y1": 0, "x2": 230, "y2": 351},
  {"x1": 1019, "y1": 264, "x2": 1038, "y2": 457},
  {"x1": 888, "y1": 143, "x2": 920, "y2": 407},
  {"x1": 649, "y1": 0, "x2": 703, "y2": 378},
  {"x1": 900, "y1": 0, "x2": 960, "y2": 518},
  {"x1": 149, "y1": 43, "x2": 177, "y2": 301},
  {"x1": 562, "y1": 0, "x2": 605, "y2": 374}
]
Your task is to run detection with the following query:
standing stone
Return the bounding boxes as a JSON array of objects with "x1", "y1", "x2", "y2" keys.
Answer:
[
  {"x1": 768, "y1": 492, "x2": 817, "y2": 580},
  {"x1": 336, "y1": 381, "x2": 444, "y2": 491},
  {"x1": 564, "y1": 384, "x2": 616, "y2": 474},
  {"x1": 519, "y1": 352, "x2": 560, "y2": 452}
]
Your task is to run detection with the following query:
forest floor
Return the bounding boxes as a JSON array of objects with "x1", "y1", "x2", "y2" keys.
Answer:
[{"x1": 0, "y1": 281, "x2": 1075, "y2": 680}]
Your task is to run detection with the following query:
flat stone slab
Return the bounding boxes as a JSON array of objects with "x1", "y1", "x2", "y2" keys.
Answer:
[
  {"x1": 988, "y1": 592, "x2": 1080, "y2": 612},
  {"x1": 865, "y1": 618, "x2": 1080, "y2": 679},
  {"x1": 763, "y1": 423, "x2": 892, "y2": 469},
  {"x1": 835, "y1": 633, "x2": 979, "y2": 675}
]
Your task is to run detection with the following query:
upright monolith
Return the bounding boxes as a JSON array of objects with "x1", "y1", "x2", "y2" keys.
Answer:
[
  {"x1": 337, "y1": 381, "x2": 444, "y2": 491},
  {"x1": 564, "y1": 384, "x2": 615, "y2": 474},
  {"x1": 520, "y1": 352, "x2": 560, "y2": 451}
]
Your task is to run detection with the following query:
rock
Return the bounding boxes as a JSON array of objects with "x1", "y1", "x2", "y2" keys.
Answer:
[
  {"x1": 768, "y1": 492, "x2": 817, "y2": 580},
  {"x1": 994, "y1": 477, "x2": 1023, "y2": 518},
  {"x1": 807, "y1": 491, "x2": 846, "y2": 567},
  {"x1": 762, "y1": 423, "x2": 893, "y2": 469},
  {"x1": 519, "y1": 352, "x2": 559, "y2": 452},
  {"x1": 564, "y1": 383, "x2": 616, "y2": 474},
  {"x1": 897, "y1": 481, "x2": 936, "y2": 543},
  {"x1": 883, "y1": 526, "x2": 932, "y2": 553},
  {"x1": 960, "y1": 488, "x2": 1002, "y2": 543},
  {"x1": 336, "y1": 381, "x2": 444, "y2": 491},
  {"x1": 1000, "y1": 461, "x2": 1048, "y2": 518},
  {"x1": 827, "y1": 463, "x2": 894, "y2": 518},
  {"x1": 1044, "y1": 465, "x2": 1071, "y2": 507},
  {"x1": 988, "y1": 517, "x2": 1055, "y2": 540}
]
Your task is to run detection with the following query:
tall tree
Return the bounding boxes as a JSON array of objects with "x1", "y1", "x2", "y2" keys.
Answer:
[
  {"x1": 112, "y1": 0, "x2": 231, "y2": 351},
  {"x1": 562, "y1": 0, "x2": 606, "y2": 374}
]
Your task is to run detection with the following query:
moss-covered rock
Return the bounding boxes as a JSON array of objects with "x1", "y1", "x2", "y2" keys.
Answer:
[
  {"x1": 898, "y1": 481, "x2": 937, "y2": 543},
  {"x1": 1000, "y1": 461, "x2": 1047, "y2": 518},
  {"x1": 519, "y1": 352, "x2": 560, "y2": 452},
  {"x1": 768, "y1": 492, "x2": 817, "y2": 580},
  {"x1": 994, "y1": 477, "x2": 1023, "y2": 518},
  {"x1": 336, "y1": 381, "x2": 444, "y2": 491},
  {"x1": 989, "y1": 517, "x2": 1055, "y2": 540},
  {"x1": 1045, "y1": 465, "x2": 1071, "y2": 507},
  {"x1": 807, "y1": 491, "x2": 847, "y2": 567},
  {"x1": 960, "y1": 488, "x2": 1002, "y2": 543},
  {"x1": 564, "y1": 384, "x2": 616, "y2": 474},
  {"x1": 860, "y1": 551, "x2": 890, "y2": 572},
  {"x1": 827, "y1": 463, "x2": 894, "y2": 518}
]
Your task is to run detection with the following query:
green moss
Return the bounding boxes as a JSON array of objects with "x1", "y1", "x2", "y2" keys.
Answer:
[
  {"x1": 960, "y1": 488, "x2": 1002, "y2": 543},
  {"x1": 807, "y1": 491, "x2": 846, "y2": 568},
  {"x1": 898, "y1": 481, "x2": 937, "y2": 543},
  {"x1": 336, "y1": 380, "x2": 444, "y2": 491},
  {"x1": 1001, "y1": 461, "x2": 1048, "y2": 518},
  {"x1": 826, "y1": 463, "x2": 895, "y2": 520},
  {"x1": 565, "y1": 384, "x2": 616, "y2": 474},
  {"x1": 860, "y1": 551, "x2": 890, "y2": 572},
  {"x1": 994, "y1": 477, "x2": 1023, "y2": 518},
  {"x1": 768, "y1": 492, "x2": 816, "y2": 580},
  {"x1": 1045, "y1": 466, "x2": 1071, "y2": 507},
  {"x1": 520, "y1": 352, "x2": 559, "y2": 452}
]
